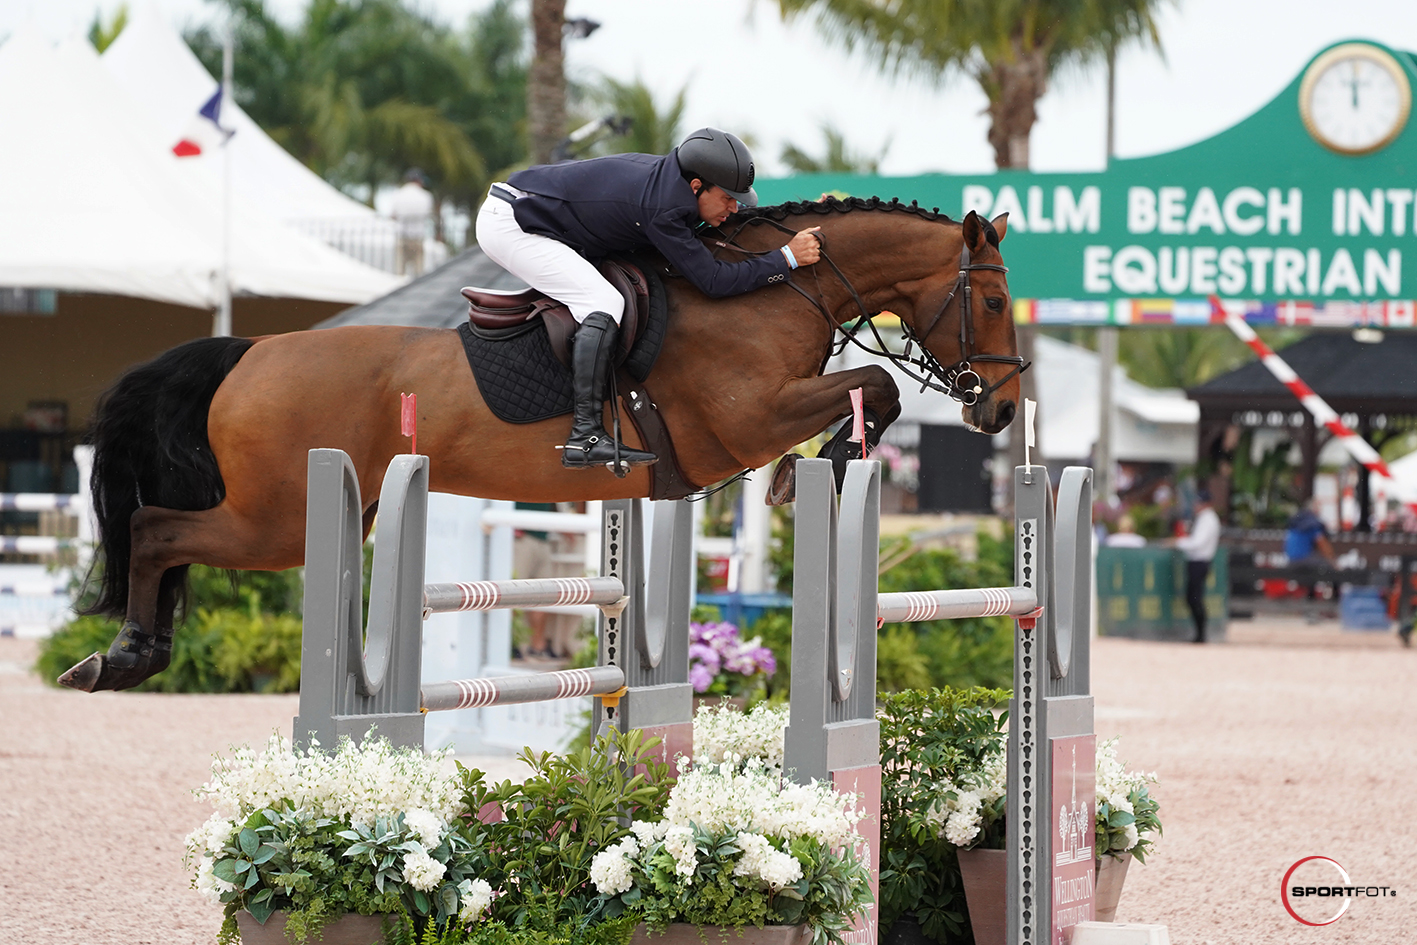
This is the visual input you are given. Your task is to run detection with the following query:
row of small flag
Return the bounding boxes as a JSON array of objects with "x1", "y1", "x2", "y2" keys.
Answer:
[{"x1": 1015, "y1": 297, "x2": 1417, "y2": 328}]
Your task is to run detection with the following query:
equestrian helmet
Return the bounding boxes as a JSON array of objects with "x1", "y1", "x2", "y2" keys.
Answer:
[{"x1": 676, "y1": 128, "x2": 758, "y2": 207}]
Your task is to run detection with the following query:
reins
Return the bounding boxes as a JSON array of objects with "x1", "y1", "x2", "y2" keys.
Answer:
[{"x1": 709, "y1": 216, "x2": 1029, "y2": 407}]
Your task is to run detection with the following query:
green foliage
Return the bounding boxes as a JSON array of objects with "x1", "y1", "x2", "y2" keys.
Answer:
[
  {"x1": 35, "y1": 607, "x2": 303, "y2": 693},
  {"x1": 876, "y1": 626, "x2": 931, "y2": 693},
  {"x1": 1095, "y1": 785, "x2": 1162, "y2": 864},
  {"x1": 188, "y1": 0, "x2": 526, "y2": 214},
  {"x1": 877, "y1": 687, "x2": 1010, "y2": 945},
  {"x1": 780, "y1": 123, "x2": 888, "y2": 174},
  {"x1": 748, "y1": 609, "x2": 793, "y2": 700},
  {"x1": 459, "y1": 729, "x2": 673, "y2": 930},
  {"x1": 88, "y1": 3, "x2": 129, "y2": 53},
  {"x1": 592, "y1": 77, "x2": 688, "y2": 157},
  {"x1": 425, "y1": 915, "x2": 637, "y2": 945},
  {"x1": 210, "y1": 801, "x2": 486, "y2": 943},
  {"x1": 602, "y1": 826, "x2": 872, "y2": 945},
  {"x1": 37, "y1": 561, "x2": 304, "y2": 692},
  {"x1": 877, "y1": 535, "x2": 1015, "y2": 691},
  {"x1": 1229, "y1": 432, "x2": 1298, "y2": 528}
]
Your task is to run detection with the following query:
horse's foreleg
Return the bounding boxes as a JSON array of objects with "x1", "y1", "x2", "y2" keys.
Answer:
[
  {"x1": 58, "y1": 504, "x2": 303, "y2": 692},
  {"x1": 742, "y1": 366, "x2": 901, "y2": 504}
]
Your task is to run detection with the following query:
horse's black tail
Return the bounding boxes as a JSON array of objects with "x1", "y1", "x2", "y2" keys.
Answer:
[{"x1": 81, "y1": 336, "x2": 256, "y2": 620}]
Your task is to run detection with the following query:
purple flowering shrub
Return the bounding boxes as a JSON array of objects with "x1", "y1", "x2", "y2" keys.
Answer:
[{"x1": 688, "y1": 621, "x2": 777, "y2": 696}]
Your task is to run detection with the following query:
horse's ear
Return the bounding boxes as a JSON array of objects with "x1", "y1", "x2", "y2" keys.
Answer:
[
  {"x1": 962, "y1": 210, "x2": 986, "y2": 253},
  {"x1": 990, "y1": 213, "x2": 1009, "y2": 243}
]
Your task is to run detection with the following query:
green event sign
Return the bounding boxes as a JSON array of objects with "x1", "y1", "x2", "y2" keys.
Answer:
[{"x1": 756, "y1": 39, "x2": 1417, "y2": 328}]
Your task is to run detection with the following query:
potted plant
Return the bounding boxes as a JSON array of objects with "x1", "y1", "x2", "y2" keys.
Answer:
[
  {"x1": 1092, "y1": 738, "x2": 1162, "y2": 922},
  {"x1": 588, "y1": 757, "x2": 874, "y2": 945},
  {"x1": 689, "y1": 620, "x2": 778, "y2": 708},
  {"x1": 876, "y1": 687, "x2": 1010, "y2": 945},
  {"x1": 185, "y1": 735, "x2": 495, "y2": 945}
]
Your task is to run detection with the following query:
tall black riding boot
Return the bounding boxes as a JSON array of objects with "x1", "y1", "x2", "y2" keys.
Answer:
[{"x1": 562, "y1": 311, "x2": 658, "y2": 471}]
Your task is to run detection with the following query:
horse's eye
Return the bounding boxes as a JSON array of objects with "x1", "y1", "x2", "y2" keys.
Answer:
[{"x1": 985, "y1": 297, "x2": 1004, "y2": 312}]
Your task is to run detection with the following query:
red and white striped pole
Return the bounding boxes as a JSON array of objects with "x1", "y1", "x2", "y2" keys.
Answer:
[{"x1": 1210, "y1": 295, "x2": 1414, "y2": 511}]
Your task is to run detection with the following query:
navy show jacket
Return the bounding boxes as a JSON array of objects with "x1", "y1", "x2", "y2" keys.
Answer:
[{"x1": 506, "y1": 152, "x2": 789, "y2": 299}]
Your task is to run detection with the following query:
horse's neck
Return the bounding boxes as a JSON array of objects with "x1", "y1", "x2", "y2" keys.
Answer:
[{"x1": 814, "y1": 216, "x2": 959, "y2": 323}]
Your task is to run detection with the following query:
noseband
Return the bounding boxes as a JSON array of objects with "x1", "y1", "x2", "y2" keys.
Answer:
[{"x1": 710, "y1": 218, "x2": 1030, "y2": 407}]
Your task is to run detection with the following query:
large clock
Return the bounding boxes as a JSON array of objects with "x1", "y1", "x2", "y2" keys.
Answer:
[{"x1": 1299, "y1": 43, "x2": 1411, "y2": 155}]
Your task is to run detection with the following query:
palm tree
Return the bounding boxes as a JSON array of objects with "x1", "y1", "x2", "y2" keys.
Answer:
[
  {"x1": 594, "y1": 77, "x2": 688, "y2": 156},
  {"x1": 189, "y1": 0, "x2": 490, "y2": 205},
  {"x1": 527, "y1": 0, "x2": 567, "y2": 165},
  {"x1": 780, "y1": 123, "x2": 889, "y2": 174},
  {"x1": 88, "y1": 3, "x2": 130, "y2": 53},
  {"x1": 774, "y1": 0, "x2": 1167, "y2": 169}
]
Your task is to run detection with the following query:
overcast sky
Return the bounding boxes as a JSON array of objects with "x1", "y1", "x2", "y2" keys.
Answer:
[{"x1": 5, "y1": 0, "x2": 1417, "y2": 177}]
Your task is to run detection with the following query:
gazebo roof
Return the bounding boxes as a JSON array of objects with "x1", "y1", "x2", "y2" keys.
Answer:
[{"x1": 1188, "y1": 332, "x2": 1417, "y2": 417}]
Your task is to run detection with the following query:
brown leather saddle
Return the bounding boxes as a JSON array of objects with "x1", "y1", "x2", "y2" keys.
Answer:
[{"x1": 460, "y1": 259, "x2": 651, "y2": 367}]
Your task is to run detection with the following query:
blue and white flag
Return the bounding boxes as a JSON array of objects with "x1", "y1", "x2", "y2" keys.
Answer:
[{"x1": 172, "y1": 85, "x2": 234, "y2": 157}]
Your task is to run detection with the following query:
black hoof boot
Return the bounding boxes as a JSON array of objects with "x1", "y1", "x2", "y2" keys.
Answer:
[
  {"x1": 562, "y1": 311, "x2": 657, "y2": 472},
  {"x1": 817, "y1": 418, "x2": 870, "y2": 492},
  {"x1": 57, "y1": 621, "x2": 173, "y2": 692},
  {"x1": 767, "y1": 453, "x2": 802, "y2": 506}
]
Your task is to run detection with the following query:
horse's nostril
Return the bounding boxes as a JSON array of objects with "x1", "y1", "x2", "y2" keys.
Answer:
[{"x1": 997, "y1": 401, "x2": 1016, "y2": 427}]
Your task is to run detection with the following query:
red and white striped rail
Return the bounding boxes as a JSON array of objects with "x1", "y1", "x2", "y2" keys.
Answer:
[
  {"x1": 422, "y1": 576, "x2": 624, "y2": 616},
  {"x1": 420, "y1": 665, "x2": 625, "y2": 712},
  {"x1": 1211, "y1": 294, "x2": 1416, "y2": 512},
  {"x1": 877, "y1": 586, "x2": 1038, "y2": 624},
  {"x1": 0, "y1": 494, "x2": 81, "y2": 513}
]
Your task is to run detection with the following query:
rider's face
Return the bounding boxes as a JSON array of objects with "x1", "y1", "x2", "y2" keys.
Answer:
[{"x1": 694, "y1": 183, "x2": 739, "y2": 226}]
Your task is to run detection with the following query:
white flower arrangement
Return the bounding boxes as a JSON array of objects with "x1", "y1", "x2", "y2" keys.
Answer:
[
  {"x1": 692, "y1": 701, "x2": 790, "y2": 771},
  {"x1": 932, "y1": 734, "x2": 1162, "y2": 862},
  {"x1": 185, "y1": 734, "x2": 493, "y2": 943},
  {"x1": 590, "y1": 759, "x2": 873, "y2": 945}
]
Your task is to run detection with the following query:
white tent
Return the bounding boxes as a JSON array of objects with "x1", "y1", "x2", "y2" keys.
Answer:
[
  {"x1": 101, "y1": 10, "x2": 387, "y2": 230},
  {"x1": 829, "y1": 329, "x2": 1198, "y2": 462},
  {"x1": 0, "y1": 30, "x2": 399, "y2": 309}
]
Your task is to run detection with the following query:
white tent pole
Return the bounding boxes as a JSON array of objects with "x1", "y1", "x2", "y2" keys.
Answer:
[{"x1": 213, "y1": 28, "x2": 234, "y2": 337}]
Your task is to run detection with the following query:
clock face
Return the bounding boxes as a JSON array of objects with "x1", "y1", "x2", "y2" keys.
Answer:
[{"x1": 1300, "y1": 44, "x2": 1412, "y2": 155}]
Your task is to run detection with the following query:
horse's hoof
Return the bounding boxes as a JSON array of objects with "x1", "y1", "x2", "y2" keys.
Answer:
[
  {"x1": 767, "y1": 453, "x2": 801, "y2": 506},
  {"x1": 57, "y1": 653, "x2": 106, "y2": 692}
]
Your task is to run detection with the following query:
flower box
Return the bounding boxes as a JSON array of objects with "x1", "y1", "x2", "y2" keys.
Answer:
[
  {"x1": 235, "y1": 911, "x2": 390, "y2": 945},
  {"x1": 632, "y1": 923, "x2": 810, "y2": 945}
]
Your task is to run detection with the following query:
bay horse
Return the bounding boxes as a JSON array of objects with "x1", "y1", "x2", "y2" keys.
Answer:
[{"x1": 61, "y1": 197, "x2": 1020, "y2": 692}]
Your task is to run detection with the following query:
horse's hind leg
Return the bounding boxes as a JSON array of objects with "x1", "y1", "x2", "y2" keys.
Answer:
[{"x1": 58, "y1": 503, "x2": 302, "y2": 692}]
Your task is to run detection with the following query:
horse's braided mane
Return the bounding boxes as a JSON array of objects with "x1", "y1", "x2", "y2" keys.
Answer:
[{"x1": 732, "y1": 194, "x2": 958, "y2": 226}]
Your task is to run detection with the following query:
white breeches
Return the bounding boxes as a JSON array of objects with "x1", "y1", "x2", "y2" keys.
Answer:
[{"x1": 475, "y1": 192, "x2": 624, "y2": 324}]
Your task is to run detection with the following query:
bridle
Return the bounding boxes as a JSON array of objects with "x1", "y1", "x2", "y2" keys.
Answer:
[{"x1": 711, "y1": 217, "x2": 1030, "y2": 408}]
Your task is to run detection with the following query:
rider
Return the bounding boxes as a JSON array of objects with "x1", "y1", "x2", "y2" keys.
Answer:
[{"x1": 476, "y1": 128, "x2": 822, "y2": 470}]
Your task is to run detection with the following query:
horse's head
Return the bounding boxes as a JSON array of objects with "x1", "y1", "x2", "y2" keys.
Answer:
[{"x1": 901, "y1": 209, "x2": 1022, "y2": 435}]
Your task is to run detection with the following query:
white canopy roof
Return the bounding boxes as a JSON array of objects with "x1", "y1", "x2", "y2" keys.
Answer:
[
  {"x1": 101, "y1": 10, "x2": 382, "y2": 226},
  {"x1": 0, "y1": 30, "x2": 400, "y2": 309}
]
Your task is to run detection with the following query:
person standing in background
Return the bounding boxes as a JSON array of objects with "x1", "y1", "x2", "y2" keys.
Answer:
[
  {"x1": 1171, "y1": 489, "x2": 1221, "y2": 643},
  {"x1": 391, "y1": 169, "x2": 434, "y2": 276}
]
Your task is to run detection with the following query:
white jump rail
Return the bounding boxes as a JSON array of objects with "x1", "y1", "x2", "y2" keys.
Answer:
[
  {"x1": 1, "y1": 581, "x2": 70, "y2": 596},
  {"x1": 421, "y1": 665, "x2": 625, "y2": 712},
  {"x1": 422, "y1": 576, "x2": 624, "y2": 616},
  {"x1": 877, "y1": 586, "x2": 1038, "y2": 624},
  {"x1": 0, "y1": 537, "x2": 78, "y2": 554},
  {"x1": 0, "y1": 494, "x2": 82, "y2": 513}
]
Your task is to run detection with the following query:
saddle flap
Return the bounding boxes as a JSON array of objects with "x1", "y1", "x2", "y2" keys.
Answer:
[{"x1": 462, "y1": 286, "x2": 543, "y2": 329}]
